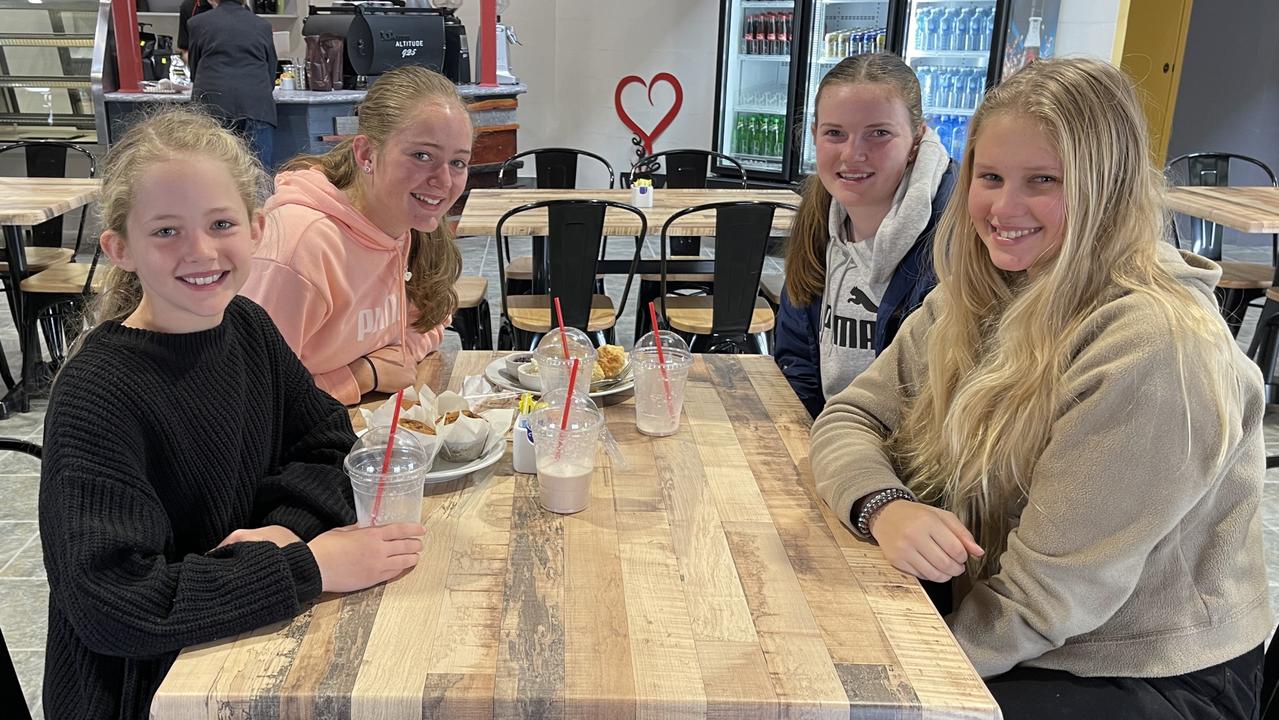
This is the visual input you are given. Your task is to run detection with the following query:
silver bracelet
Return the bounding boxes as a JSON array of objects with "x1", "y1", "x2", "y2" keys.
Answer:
[{"x1": 854, "y1": 488, "x2": 916, "y2": 540}]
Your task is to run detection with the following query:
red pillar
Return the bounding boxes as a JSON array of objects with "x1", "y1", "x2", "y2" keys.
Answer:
[
  {"x1": 111, "y1": 0, "x2": 143, "y2": 92},
  {"x1": 479, "y1": 0, "x2": 497, "y2": 87}
]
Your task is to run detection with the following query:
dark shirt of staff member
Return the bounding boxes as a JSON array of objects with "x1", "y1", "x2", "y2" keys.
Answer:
[
  {"x1": 187, "y1": 0, "x2": 277, "y2": 167},
  {"x1": 176, "y1": 0, "x2": 212, "y2": 62}
]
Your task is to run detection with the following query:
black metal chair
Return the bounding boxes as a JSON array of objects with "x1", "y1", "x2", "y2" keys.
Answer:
[
  {"x1": 628, "y1": 149, "x2": 749, "y2": 340},
  {"x1": 0, "y1": 437, "x2": 37, "y2": 720},
  {"x1": 497, "y1": 148, "x2": 616, "y2": 297},
  {"x1": 445, "y1": 276, "x2": 493, "y2": 350},
  {"x1": 494, "y1": 199, "x2": 646, "y2": 351},
  {"x1": 1166, "y1": 152, "x2": 1277, "y2": 336},
  {"x1": 655, "y1": 201, "x2": 797, "y2": 354},
  {"x1": 0, "y1": 141, "x2": 97, "y2": 255}
]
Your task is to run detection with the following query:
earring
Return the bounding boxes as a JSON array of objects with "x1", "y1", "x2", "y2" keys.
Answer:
[{"x1": 364, "y1": 163, "x2": 372, "y2": 173}]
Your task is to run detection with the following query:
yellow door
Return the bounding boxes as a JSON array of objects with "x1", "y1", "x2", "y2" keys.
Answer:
[{"x1": 1114, "y1": 0, "x2": 1193, "y2": 165}]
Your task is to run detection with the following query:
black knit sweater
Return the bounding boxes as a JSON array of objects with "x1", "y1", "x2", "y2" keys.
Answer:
[{"x1": 39, "y1": 297, "x2": 357, "y2": 720}]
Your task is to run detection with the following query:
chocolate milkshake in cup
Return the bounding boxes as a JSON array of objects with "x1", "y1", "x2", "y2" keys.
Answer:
[
  {"x1": 529, "y1": 389, "x2": 604, "y2": 514},
  {"x1": 534, "y1": 327, "x2": 597, "y2": 399},
  {"x1": 632, "y1": 330, "x2": 692, "y2": 437},
  {"x1": 344, "y1": 426, "x2": 431, "y2": 527}
]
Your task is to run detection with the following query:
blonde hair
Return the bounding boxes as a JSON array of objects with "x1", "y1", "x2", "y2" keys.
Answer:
[
  {"x1": 282, "y1": 65, "x2": 465, "y2": 333},
  {"x1": 889, "y1": 58, "x2": 1236, "y2": 576},
  {"x1": 92, "y1": 107, "x2": 268, "y2": 325},
  {"x1": 786, "y1": 53, "x2": 925, "y2": 305}
]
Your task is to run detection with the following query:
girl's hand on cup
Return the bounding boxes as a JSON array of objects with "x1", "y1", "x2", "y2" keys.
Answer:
[
  {"x1": 307, "y1": 522, "x2": 426, "y2": 593},
  {"x1": 869, "y1": 501, "x2": 984, "y2": 583},
  {"x1": 216, "y1": 525, "x2": 304, "y2": 549}
]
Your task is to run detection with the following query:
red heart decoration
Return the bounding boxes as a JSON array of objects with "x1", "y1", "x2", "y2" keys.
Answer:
[{"x1": 614, "y1": 72, "x2": 684, "y2": 156}]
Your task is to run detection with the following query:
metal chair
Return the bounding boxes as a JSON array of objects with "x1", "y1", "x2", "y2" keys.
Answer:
[
  {"x1": 446, "y1": 276, "x2": 493, "y2": 350},
  {"x1": 494, "y1": 199, "x2": 646, "y2": 351},
  {"x1": 655, "y1": 201, "x2": 797, "y2": 354},
  {"x1": 0, "y1": 141, "x2": 97, "y2": 255},
  {"x1": 629, "y1": 149, "x2": 750, "y2": 339},
  {"x1": 497, "y1": 148, "x2": 616, "y2": 297},
  {"x1": 1165, "y1": 152, "x2": 1277, "y2": 335}
]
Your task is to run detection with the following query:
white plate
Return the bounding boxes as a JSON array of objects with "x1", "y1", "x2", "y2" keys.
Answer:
[
  {"x1": 483, "y1": 357, "x2": 634, "y2": 399},
  {"x1": 423, "y1": 440, "x2": 505, "y2": 484}
]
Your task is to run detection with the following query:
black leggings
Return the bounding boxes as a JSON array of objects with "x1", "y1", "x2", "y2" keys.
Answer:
[{"x1": 920, "y1": 581, "x2": 1265, "y2": 719}]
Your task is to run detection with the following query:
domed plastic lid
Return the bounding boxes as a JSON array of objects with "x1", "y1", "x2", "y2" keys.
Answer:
[{"x1": 346, "y1": 425, "x2": 430, "y2": 479}]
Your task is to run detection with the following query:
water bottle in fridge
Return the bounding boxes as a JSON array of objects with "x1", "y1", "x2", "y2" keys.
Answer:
[
  {"x1": 935, "y1": 115, "x2": 953, "y2": 155},
  {"x1": 955, "y1": 8, "x2": 972, "y2": 51},
  {"x1": 924, "y1": 8, "x2": 941, "y2": 51},
  {"x1": 917, "y1": 66, "x2": 934, "y2": 107},
  {"x1": 971, "y1": 8, "x2": 989, "y2": 52},
  {"x1": 938, "y1": 8, "x2": 956, "y2": 51},
  {"x1": 951, "y1": 116, "x2": 969, "y2": 157},
  {"x1": 915, "y1": 8, "x2": 932, "y2": 50},
  {"x1": 967, "y1": 68, "x2": 984, "y2": 109}
]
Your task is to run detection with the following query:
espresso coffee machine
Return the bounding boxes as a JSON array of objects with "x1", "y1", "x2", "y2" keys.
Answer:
[{"x1": 303, "y1": 4, "x2": 451, "y2": 86}]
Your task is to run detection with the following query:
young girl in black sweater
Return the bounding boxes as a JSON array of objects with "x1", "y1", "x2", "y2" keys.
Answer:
[{"x1": 39, "y1": 109, "x2": 426, "y2": 720}]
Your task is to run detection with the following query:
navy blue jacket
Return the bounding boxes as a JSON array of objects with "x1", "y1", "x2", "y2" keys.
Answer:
[{"x1": 775, "y1": 162, "x2": 956, "y2": 418}]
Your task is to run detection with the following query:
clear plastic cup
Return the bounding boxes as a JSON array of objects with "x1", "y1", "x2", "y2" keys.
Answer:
[
  {"x1": 632, "y1": 330, "x2": 692, "y2": 437},
  {"x1": 534, "y1": 327, "x2": 597, "y2": 400},
  {"x1": 529, "y1": 389, "x2": 604, "y2": 514},
  {"x1": 344, "y1": 426, "x2": 430, "y2": 527}
]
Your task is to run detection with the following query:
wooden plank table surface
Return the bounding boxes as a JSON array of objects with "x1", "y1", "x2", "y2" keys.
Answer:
[
  {"x1": 0, "y1": 176, "x2": 101, "y2": 225},
  {"x1": 456, "y1": 188, "x2": 801, "y2": 237},
  {"x1": 1166, "y1": 186, "x2": 1279, "y2": 234},
  {"x1": 151, "y1": 351, "x2": 999, "y2": 720}
]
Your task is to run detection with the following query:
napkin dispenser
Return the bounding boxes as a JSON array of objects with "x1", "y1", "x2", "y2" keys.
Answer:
[{"x1": 303, "y1": 5, "x2": 447, "y2": 85}]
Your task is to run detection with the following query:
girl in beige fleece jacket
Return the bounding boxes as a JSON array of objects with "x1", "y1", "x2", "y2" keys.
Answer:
[{"x1": 812, "y1": 58, "x2": 1271, "y2": 718}]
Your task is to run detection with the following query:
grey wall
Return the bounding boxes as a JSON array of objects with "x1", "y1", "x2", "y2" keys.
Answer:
[{"x1": 1167, "y1": 0, "x2": 1279, "y2": 175}]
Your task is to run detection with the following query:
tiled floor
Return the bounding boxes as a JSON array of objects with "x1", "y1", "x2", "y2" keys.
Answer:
[{"x1": 1, "y1": 232, "x2": 1275, "y2": 717}]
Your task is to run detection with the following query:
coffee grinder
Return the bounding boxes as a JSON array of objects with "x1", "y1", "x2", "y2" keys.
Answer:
[{"x1": 428, "y1": 0, "x2": 471, "y2": 84}]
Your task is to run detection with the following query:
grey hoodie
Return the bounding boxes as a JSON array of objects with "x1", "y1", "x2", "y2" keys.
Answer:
[
  {"x1": 820, "y1": 126, "x2": 951, "y2": 399},
  {"x1": 813, "y1": 242, "x2": 1272, "y2": 678}
]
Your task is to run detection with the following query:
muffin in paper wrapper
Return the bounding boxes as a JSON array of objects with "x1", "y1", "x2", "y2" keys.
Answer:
[{"x1": 359, "y1": 385, "x2": 496, "y2": 466}]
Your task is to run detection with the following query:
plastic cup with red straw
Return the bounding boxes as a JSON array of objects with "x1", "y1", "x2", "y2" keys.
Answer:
[
  {"x1": 369, "y1": 388, "x2": 405, "y2": 525},
  {"x1": 647, "y1": 302, "x2": 676, "y2": 416},
  {"x1": 553, "y1": 296, "x2": 571, "y2": 361}
]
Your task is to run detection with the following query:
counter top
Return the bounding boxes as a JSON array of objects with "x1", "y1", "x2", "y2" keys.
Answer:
[{"x1": 104, "y1": 83, "x2": 527, "y2": 104}]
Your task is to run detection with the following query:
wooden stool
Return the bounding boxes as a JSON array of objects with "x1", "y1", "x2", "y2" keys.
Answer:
[
  {"x1": 0, "y1": 246, "x2": 73, "y2": 274},
  {"x1": 447, "y1": 276, "x2": 492, "y2": 350}
]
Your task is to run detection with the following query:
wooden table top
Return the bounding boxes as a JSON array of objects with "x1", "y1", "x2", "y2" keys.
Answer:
[
  {"x1": 455, "y1": 188, "x2": 801, "y2": 237},
  {"x1": 151, "y1": 351, "x2": 998, "y2": 720},
  {"x1": 0, "y1": 176, "x2": 101, "y2": 226},
  {"x1": 1166, "y1": 186, "x2": 1279, "y2": 234}
]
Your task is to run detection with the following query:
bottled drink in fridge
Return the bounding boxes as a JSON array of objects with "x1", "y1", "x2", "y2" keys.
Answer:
[
  {"x1": 966, "y1": 68, "x2": 984, "y2": 109},
  {"x1": 969, "y1": 8, "x2": 987, "y2": 52},
  {"x1": 771, "y1": 115, "x2": 783, "y2": 157},
  {"x1": 915, "y1": 9, "x2": 930, "y2": 50},
  {"x1": 766, "y1": 13, "x2": 778, "y2": 55},
  {"x1": 735, "y1": 115, "x2": 748, "y2": 155},
  {"x1": 937, "y1": 70, "x2": 953, "y2": 109},
  {"x1": 938, "y1": 8, "x2": 956, "y2": 51},
  {"x1": 952, "y1": 116, "x2": 969, "y2": 157},
  {"x1": 917, "y1": 66, "x2": 934, "y2": 107},
  {"x1": 923, "y1": 8, "x2": 940, "y2": 51},
  {"x1": 955, "y1": 8, "x2": 972, "y2": 51}
]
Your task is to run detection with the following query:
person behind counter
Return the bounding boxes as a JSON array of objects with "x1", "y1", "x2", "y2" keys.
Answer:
[
  {"x1": 774, "y1": 53, "x2": 955, "y2": 419},
  {"x1": 186, "y1": 0, "x2": 277, "y2": 169},
  {"x1": 176, "y1": 0, "x2": 212, "y2": 63},
  {"x1": 39, "y1": 108, "x2": 425, "y2": 720},
  {"x1": 240, "y1": 65, "x2": 468, "y2": 405},
  {"x1": 811, "y1": 58, "x2": 1271, "y2": 718}
]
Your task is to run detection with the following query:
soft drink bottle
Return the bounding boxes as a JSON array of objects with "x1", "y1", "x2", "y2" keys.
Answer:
[
  {"x1": 735, "y1": 115, "x2": 747, "y2": 155},
  {"x1": 743, "y1": 14, "x2": 753, "y2": 54},
  {"x1": 770, "y1": 116, "x2": 782, "y2": 157},
  {"x1": 766, "y1": 13, "x2": 778, "y2": 55},
  {"x1": 955, "y1": 8, "x2": 972, "y2": 51},
  {"x1": 938, "y1": 8, "x2": 956, "y2": 51},
  {"x1": 781, "y1": 12, "x2": 791, "y2": 55},
  {"x1": 951, "y1": 116, "x2": 969, "y2": 157}
]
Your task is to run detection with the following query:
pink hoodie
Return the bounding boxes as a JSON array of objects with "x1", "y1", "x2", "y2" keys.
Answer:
[{"x1": 241, "y1": 168, "x2": 446, "y2": 405}]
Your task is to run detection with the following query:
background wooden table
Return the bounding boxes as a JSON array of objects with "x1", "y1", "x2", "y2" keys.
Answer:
[
  {"x1": 1166, "y1": 186, "x2": 1279, "y2": 234},
  {"x1": 456, "y1": 188, "x2": 800, "y2": 237},
  {"x1": 151, "y1": 351, "x2": 999, "y2": 720}
]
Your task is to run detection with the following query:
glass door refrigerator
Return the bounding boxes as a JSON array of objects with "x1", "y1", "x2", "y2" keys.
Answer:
[
  {"x1": 901, "y1": 0, "x2": 1061, "y2": 159},
  {"x1": 711, "y1": 0, "x2": 807, "y2": 183}
]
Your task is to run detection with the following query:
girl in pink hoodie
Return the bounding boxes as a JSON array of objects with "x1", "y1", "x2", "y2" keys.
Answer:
[{"x1": 241, "y1": 66, "x2": 470, "y2": 404}]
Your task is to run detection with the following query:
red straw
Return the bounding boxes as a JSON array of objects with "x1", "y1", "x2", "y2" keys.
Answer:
[
  {"x1": 553, "y1": 296, "x2": 570, "y2": 360},
  {"x1": 553, "y1": 358, "x2": 581, "y2": 463},
  {"x1": 647, "y1": 302, "x2": 675, "y2": 415},
  {"x1": 369, "y1": 388, "x2": 405, "y2": 525}
]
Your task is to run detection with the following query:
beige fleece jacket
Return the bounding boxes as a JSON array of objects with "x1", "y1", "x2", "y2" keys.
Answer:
[{"x1": 811, "y1": 244, "x2": 1273, "y2": 679}]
